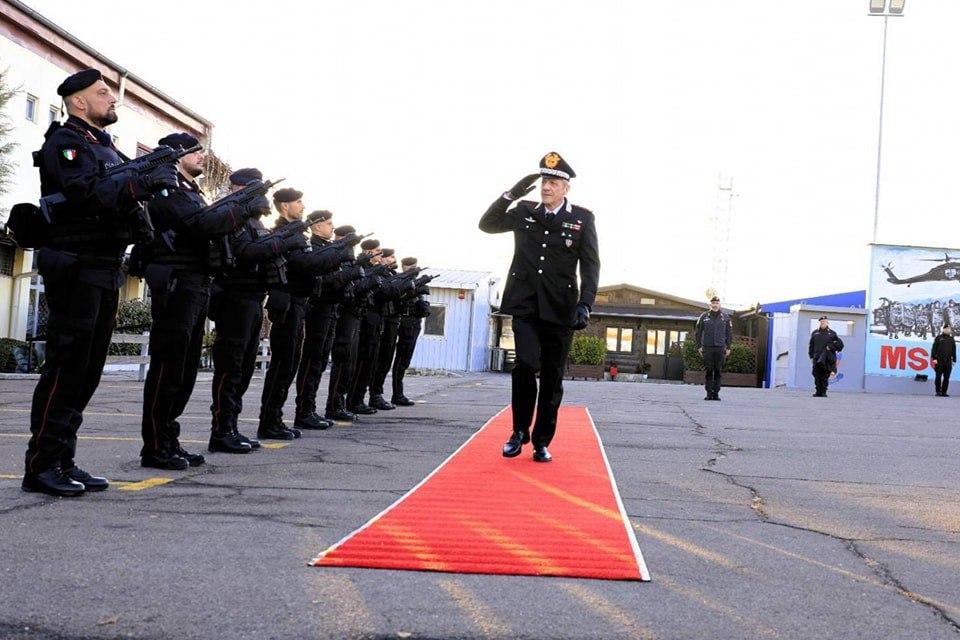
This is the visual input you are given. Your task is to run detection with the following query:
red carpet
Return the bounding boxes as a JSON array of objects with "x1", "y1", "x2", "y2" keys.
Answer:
[{"x1": 309, "y1": 406, "x2": 650, "y2": 581}]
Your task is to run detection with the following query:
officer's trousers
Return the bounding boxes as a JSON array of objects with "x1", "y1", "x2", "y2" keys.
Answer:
[
  {"x1": 348, "y1": 310, "x2": 383, "y2": 407},
  {"x1": 936, "y1": 363, "x2": 953, "y2": 395},
  {"x1": 295, "y1": 301, "x2": 338, "y2": 417},
  {"x1": 812, "y1": 362, "x2": 832, "y2": 395},
  {"x1": 26, "y1": 274, "x2": 120, "y2": 474},
  {"x1": 141, "y1": 280, "x2": 209, "y2": 456},
  {"x1": 510, "y1": 315, "x2": 574, "y2": 448},
  {"x1": 326, "y1": 308, "x2": 362, "y2": 412},
  {"x1": 391, "y1": 318, "x2": 421, "y2": 399},
  {"x1": 259, "y1": 299, "x2": 307, "y2": 426},
  {"x1": 211, "y1": 292, "x2": 264, "y2": 435},
  {"x1": 370, "y1": 316, "x2": 400, "y2": 398},
  {"x1": 702, "y1": 346, "x2": 726, "y2": 396}
]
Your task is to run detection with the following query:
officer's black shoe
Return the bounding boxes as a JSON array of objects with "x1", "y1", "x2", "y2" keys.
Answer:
[
  {"x1": 713, "y1": 395, "x2": 721, "y2": 401},
  {"x1": 532, "y1": 446, "x2": 553, "y2": 463},
  {"x1": 284, "y1": 423, "x2": 302, "y2": 439},
  {"x1": 141, "y1": 451, "x2": 190, "y2": 471},
  {"x1": 234, "y1": 429, "x2": 261, "y2": 449},
  {"x1": 64, "y1": 466, "x2": 110, "y2": 491},
  {"x1": 174, "y1": 446, "x2": 205, "y2": 467},
  {"x1": 22, "y1": 467, "x2": 86, "y2": 497},
  {"x1": 704, "y1": 394, "x2": 712, "y2": 401},
  {"x1": 326, "y1": 408, "x2": 357, "y2": 422},
  {"x1": 209, "y1": 432, "x2": 253, "y2": 453},
  {"x1": 369, "y1": 395, "x2": 396, "y2": 411},
  {"x1": 502, "y1": 432, "x2": 525, "y2": 458},
  {"x1": 294, "y1": 412, "x2": 332, "y2": 430},
  {"x1": 944, "y1": 393, "x2": 950, "y2": 397},
  {"x1": 391, "y1": 395, "x2": 416, "y2": 407},
  {"x1": 257, "y1": 425, "x2": 296, "y2": 441},
  {"x1": 349, "y1": 403, "x2": 378, "y2": 415}
]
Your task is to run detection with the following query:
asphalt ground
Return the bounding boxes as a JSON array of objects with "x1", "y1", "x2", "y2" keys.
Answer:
[{"x1": 1, "y1": 371, "x2": 958, "y2": 640}]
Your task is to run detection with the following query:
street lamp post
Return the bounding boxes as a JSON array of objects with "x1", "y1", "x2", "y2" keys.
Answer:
[{"x1": 869, "y1": 0, "x2": 905, "y2": 245}]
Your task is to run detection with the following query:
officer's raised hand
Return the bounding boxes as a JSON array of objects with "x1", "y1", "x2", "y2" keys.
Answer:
[
  {"x1": 504, "y1": 174, "x2": 540, "y2": 201},
  {"x1": 572, "y1": 303, "x2": 590, "y2": 330}
]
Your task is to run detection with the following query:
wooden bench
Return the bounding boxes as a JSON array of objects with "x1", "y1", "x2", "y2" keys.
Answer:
[{"x1": 105, "y1": 333, "x2": 151, "y2": 381}]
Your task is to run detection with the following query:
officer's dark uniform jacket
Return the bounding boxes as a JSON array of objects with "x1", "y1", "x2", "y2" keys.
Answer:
[
  {"x1": 695, "y1": 310, "x2": 733, "y2": 349},
  {"x1": 39, "y1": 115, "x2": 147, "y2": 287},
  {"x1": 808, "y1": 328, "x2": 844, "y2": 368},
  {"x1": 932, "y1": 333, "x2": 956, "y2": 364},
  {"x1": 268, "y1": 218, "x2": 344, "y2": 303},
  {"x1": 215, "y1": 216, "x2": 287, "y2": 296},
  {"x1": 479, "y1": 196, "x2": 600, "y2": 325}
]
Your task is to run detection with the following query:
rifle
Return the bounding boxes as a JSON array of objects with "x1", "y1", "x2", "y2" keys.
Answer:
[{"x1": 39, "y1": 143, "x2": 202, "y2": 222}]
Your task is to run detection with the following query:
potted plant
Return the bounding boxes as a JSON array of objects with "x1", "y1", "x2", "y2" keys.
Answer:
[
  {"x1": 681, "y1": 338, "x2": 757, "y2": 387},
  {"x1": 566, "y1": 335, "x2": 606, "y2": 380},
  {"x1": 640, "y1": 362, "x2": 651, "y2": 380}
]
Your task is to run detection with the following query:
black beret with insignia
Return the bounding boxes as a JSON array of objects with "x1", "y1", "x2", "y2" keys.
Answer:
[
  {"x1": 710, "y1": 296, "x2": 720, "y2": 302},
  {"x1": 309, "y1": 209, "x2": 332, "y2": 222},
  {"x1": 273, "y1": 187, "x2": 303, "y2": 203},
  {"x1": 334, "y1": 224, "x2": 356, "y2": 237},
  {"x1": 360, "y1": 238, "x2": 380, "y2": 251},
  {"x1": 229, "y1": 167, "x2": 263, "y2": 186},
  {"x1": 539, "y1": 151, "x2": 576, "y2": 181},
  {"x1": 57, "y1": 68, "x2": 103, "y2": 97},
  {"x1": 380, "y1": 248, "x2": 395, "y2": 258},
  {"x1": 157, "y1": 132, "x2": 200, "y2": 151},
  {"x1": 400, "y1": 256, "x2": 418, "y2": 267}
]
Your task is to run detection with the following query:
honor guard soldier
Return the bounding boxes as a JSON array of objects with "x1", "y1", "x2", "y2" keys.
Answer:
[
  {"x1": 23, "y1": 69, "x2": 179, "y2": 496},
  {"x1": 809, "y1": 316, "x2": 844, "y2": 397},
  {"x1": 346, "y1": 238, "x2": 386, "y2": 415},
  {"x1": 389, "y1": 256, "x2": 431, "y2": 406},
  {"x1": 479, "y1": 152, "x2": 600, "y2": 462},
  {"x1": 695, "y1": 296, "x2": 733, "y2": 401},
  {"x1": 368, "y1": 248, "x2": 401, "y2": 411},
  {"x1": 294, "y1": 211, "x2": 355, "y2": 429},
  {"x1": 209, "y1": 169, "x2": 306, "y2": 453},
  {"x1": 258, "y1": 198, "x2": 345, "y2": 439}
]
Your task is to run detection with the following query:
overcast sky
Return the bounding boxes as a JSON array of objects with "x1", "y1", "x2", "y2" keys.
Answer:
[{"x1": 17, "y1": 0, "x2": 960, "y2": 306}]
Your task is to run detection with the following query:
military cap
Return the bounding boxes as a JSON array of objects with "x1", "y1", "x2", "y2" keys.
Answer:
[
  {"x1": 400, "y1": 256, "x2": 418, "y2": 267},
  {"x1": 539, "y1": 151, "x2": 576, "y2": 181},
  {"x1": 360, "y1": 238, "x2": 381, "y2": 251},
  {"x1": 945, "y1": 322, "x2": 952, "y2": 328},
  {"x1": 229, "y1": 167, "x2": 263, "y2": 186},
  {"x1": 157, "y1": 132, "x2": 200, "y2": 151},
  {"x1": 57, "y1": 68, "x2": 102, "y2": 97},
  {"x1": 273, "y1": 188, "x2": 303, "y2": 203},
  {"x1": 818, "y1": 316, "x2": 829, "y2": 321},
  {"x1": 309, "y1": 209, "x2": 332, "y2": 222},
  {"x1": 380, "y1": 248, "x2": 395, "y2": 258},
  {"x1": 710, "y1": 296, "x2": 720, "y2": 302},
  {"x1": 334, "y1": 224, "x2": 356, "y2": 236}
]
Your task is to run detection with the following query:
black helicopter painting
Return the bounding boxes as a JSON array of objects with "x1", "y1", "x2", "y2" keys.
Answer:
[{"x1": 883, "y1": 253, "x2": 960, "y2": 287}]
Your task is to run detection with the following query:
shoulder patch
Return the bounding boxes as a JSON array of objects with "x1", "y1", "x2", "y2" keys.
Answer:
[{"x1": 57, "y1": 145, "x2": 81, "y2": 167}]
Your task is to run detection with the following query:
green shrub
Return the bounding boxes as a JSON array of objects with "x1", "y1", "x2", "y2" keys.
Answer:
[
  {"x1": 109, "y1": 298, "x2": 152, "y2": 356},
  {"x1": 682, "y1": 339, "x2": 755, "y2": 374},
  {"x1": 568, "y1": 335, "x2": 606, "y2": 366},
  {"x1": 0, "y1": 338, "x2": 38, "y2": 372}
]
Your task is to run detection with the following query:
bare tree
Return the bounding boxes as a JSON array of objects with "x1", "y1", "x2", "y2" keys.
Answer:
[
  {"x1": 0, "y1": 67, "x2": 20, "y2": 222},
  {"x1": 200, "y1": 148, "x2": 232, "y2": 201}
]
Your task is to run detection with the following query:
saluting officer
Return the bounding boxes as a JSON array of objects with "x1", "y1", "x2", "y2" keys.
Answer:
[
  {"x1": 139, "y1": 133, "x2": 266, "y2": 470},
  {"x1": 695, "y1": 296, "x2": 733, "y2": 401},
  {"x1": 479, "y1": 152, "x2": 600, "y2": 462},
  {"x1": 23, "y1": 69, "x2": 178, "y2": 497},
  {"x1": 209, "y1": 169, "x2": 306, "y2": 453}
]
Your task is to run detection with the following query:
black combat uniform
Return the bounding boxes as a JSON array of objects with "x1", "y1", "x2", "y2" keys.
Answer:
[
  {"x1": 23, "y1": 70, "x2": 177, "y2": 497},
  {"x1": 258, "y1": 209, "x2": 344, "y2": 438},
  {"x1": 931, "y1": 328, "x2": 956, "y2": 396},
  {"x1": 138, "y1": 133, "x2": 253, "y2": 470},
  {"x1": 694, "y1": 302, "x2": 733, "y2": 401},
  {"x1": 809, "y1": 319, "x2": 844, "y2": 397},
  {"x1": 390, "y1": 267, "x2": 429, "y2": 406},
  {"x1": 209, "y1": 169, "x2": 304, "y2": 452},
  {"x1": 479, "y1": 152, "x2": 600, "y2": 462}
]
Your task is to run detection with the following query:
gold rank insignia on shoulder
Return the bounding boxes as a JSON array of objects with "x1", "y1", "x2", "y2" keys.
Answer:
[{"x1": 544, "y1": 152, "x2": 561, "y2": 169}]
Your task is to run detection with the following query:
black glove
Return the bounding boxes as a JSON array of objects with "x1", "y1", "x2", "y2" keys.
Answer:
[
  {"x1": 142, "y1": 163, "x2": 179, "y2": 194},
  {"x1": 505, "y1": 173, "x2": 540, "y2": 201},
  {"x1": 415, "y1": 284, "x2": 430, "y2": 296},
  {"x1": 281, "y1": 232, "x2": 307, "y2": 252},
  {"x1": 339, "y1": 264, "x2": 366, "y2": 281},
  {"x1": 572, "y1": 303, "x2": 590, "y2": 330},
  {"x1": 341, "y1": 232, "x2": 361, "y2": 247},
  {"x1": 243, "y1": 194, "x2": 271, "y2": 219}
]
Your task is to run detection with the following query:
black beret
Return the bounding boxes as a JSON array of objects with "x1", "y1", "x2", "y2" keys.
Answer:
[
  {"x1": 157, "y1": 132, "x2": 200, "y2": 151},
  {"x1": 309, "y1": 209, "x2": 332, "y2": 222},
  {"x1": 710, "y1": 296, "x2": 720, "y2": 302},
  {"x1": 360, "y1": 238, "x2": 381, "y2": 251},
  {"x1": 334, "y1": 224, "x2": 356, "y2": 236},
  {"x1": 539, "y1": 151, "x2": 576, "y2": 180},
  {"x1": 229, "y1": 167, "x2": 263, "y2": 186},
  {"x1": 818, "y1": 316, "x2": 829, "y2": 321},
  {"x1": 380, "y1": 248, "x2": 395, "y2": 258},
  {"x1": 945, "y1": 323, "x2": 952, "y2": 328},
  {"x1": 57, "y1": 68, "x2": 102, "y2": 97},
  {"x1": 273, "y1": 187, "x2": 303, "y2": 203},
  {"x1": 400, "y1": 257, "x2": 418, "y2": 267}
]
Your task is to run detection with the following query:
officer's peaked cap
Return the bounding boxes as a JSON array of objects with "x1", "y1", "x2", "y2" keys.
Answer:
[
  {"x1": 57, "y1": 68, "x2": 103, "y2": 97},
  {"x1": 539, "y1": 151, "x2": 575, "y2": 181}
]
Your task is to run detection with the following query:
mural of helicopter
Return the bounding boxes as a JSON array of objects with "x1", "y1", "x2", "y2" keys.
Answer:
[{"x1": 882, "y1": 253, "x2": 960, "y2": 287}]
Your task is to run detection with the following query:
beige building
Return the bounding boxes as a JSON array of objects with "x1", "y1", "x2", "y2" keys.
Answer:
[{"x1": 0, "y1": 0, "x2": 213, "y2": 340}]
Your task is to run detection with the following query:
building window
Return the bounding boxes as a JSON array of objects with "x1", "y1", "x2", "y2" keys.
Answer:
[
  {"x1": 646, "y1": 329, "x2": 688, "y2": 355},
  {"x1": 25, "y1": 95, "x2": 38, "y2": 122},
  {"x1": 424, "y1": 304, "x2": 447, "y2": 337},
  {"x1": 48, "y1": 105, "x2": 61, "y2": 125},
  {"x1": 0, "y1": 244, "x2": 15, "y2": 276},
  {"x1": 605, "y1": 327, "x2": 634, "y2": 353},
  {"x1": 136, "y1": 143, "x2": 152, "y2": 157}
]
